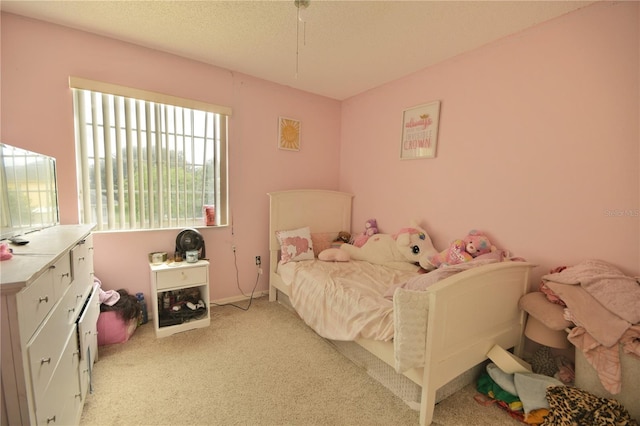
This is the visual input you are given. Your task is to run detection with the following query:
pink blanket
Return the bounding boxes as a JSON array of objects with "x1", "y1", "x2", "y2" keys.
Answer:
[
  {"x1": 543, "y1": 259, "x2": 640, "y2": 324},
  {"x1": 542, "y1": 259, "x2": 640, "y2": 394},
  {"x1": 545, "y1": 280, "x2": 630, "y2": 347},
  {"x1": 569, "y1": 325, "x2": 640, "y2": 394}
]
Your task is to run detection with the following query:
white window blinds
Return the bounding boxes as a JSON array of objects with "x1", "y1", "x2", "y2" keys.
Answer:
[{"x1": 70, "y1": 78, "x2": 229, "y2": 231}]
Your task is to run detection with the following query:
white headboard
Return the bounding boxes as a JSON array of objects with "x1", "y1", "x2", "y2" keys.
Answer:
[{"x1": 268, "y1": 189, "x2": 354, "y2": 253}]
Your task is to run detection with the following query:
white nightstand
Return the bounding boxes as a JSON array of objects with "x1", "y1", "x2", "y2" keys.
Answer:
[{"x1": 149, "y1": 260, "x2": 210, "y2": 338}]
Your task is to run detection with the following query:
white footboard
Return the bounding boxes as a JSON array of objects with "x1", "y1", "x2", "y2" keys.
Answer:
[
  {"x1": 418, "y1": 260, "x2": 534, "y2": 425},
  {"x1": 353, "y1": 261, "x2": 534, "y2": 425},
  {"x1": 273, "y1": 261, "x2": 534, "y2": 425}
]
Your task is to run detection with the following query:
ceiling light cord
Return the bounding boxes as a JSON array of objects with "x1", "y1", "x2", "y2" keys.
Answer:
[
  {"x1": 294, "y1": 0, "x2": 310, "y2": 79},
  {"x1": 296, "y1": 5, "x2": 300, "y2": 78}
]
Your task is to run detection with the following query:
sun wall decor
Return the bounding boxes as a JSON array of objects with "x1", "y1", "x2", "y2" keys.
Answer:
[{"x1": 278, "y1": 117, "x2": 301, "y2": 151}]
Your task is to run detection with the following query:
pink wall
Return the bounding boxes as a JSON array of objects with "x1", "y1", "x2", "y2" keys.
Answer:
[
  {"x1": 1, "y1": 1, "x2": 638, "y2": 305},
  {"x1": 340, "y1": 1, "x2": 639, "y2": 280},
  {"x1": 1, "y1": 13, "x2": 342, "y2": 302}
]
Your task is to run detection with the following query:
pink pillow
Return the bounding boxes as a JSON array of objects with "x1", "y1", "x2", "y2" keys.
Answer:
[
  {"x1": 311, "y1": 232, "x2": 336, "y2": 256},
  {"x1": 318, "y1": 248, "x2": 350, "y2": 262}
]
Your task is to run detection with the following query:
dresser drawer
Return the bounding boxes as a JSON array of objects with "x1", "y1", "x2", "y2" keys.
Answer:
[
  {"x1": 71, "y1": 234, "x2": 94, "y2": 284},
  {"x1": 58, "y1": 277, "x2": 88, "y2": 326},
  {"x1": 78, "y1": 285, "x2": 100, "y2": 357},
  {"x1": 34, "y1": 327, "x2": 79, "y2": 426},
  {"x1": 69, "y1": 276, "x2": 93, "y2": 321},
  {"x1": 51, "y1": 253, "x2": 72, "y2": 301},
  {"x1": 28, "y1": 291, "x2": 77, "y2": 402},
  {"x1": 155, "y1": 265, "x2": 207, "y2": 290},
  {"x1": 78, "y1": 285, "x2": 100, "y2": 381},
  {"x1": 17, "y1": 269, "x2": 55, "y2": 343}
]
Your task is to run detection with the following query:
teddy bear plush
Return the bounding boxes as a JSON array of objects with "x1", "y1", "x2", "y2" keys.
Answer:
[
  {"x1": 428, "y1": 229, "x2": 495, "y2": 268},
  {"x1": 330, "y1": 231, "x2": 352, "y2": 249},
  {"x1": 340, "y1": 221, "x2": 438, "y2": 271}
]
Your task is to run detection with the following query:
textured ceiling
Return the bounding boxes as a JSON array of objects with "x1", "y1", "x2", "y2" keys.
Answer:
[{"x1": 1, "y1": 0, "x2": 596, "y2": 100}]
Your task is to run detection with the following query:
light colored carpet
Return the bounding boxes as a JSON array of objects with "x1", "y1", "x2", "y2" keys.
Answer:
[{"x1": 80, "y1": 297, "x2": 521, "y2": 426}]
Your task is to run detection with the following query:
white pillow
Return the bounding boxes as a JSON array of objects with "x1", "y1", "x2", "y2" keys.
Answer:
[
  {"x1": 276, "y1": 227, "x2": 314, "y2": 263},
  {"x1": 318, "y1": 248, "x2": 350, "y2": 262}
]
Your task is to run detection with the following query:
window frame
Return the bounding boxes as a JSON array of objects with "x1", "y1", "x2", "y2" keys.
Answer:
[{"x1": 70, "y1": 77, "x2": 230, "y2": 231}]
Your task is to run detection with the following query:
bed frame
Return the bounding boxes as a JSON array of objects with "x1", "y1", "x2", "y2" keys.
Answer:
[{"x1": 268, "y1": 189, "x2": 535, "y2": 425}]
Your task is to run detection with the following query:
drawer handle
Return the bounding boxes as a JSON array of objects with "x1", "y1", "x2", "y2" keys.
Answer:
[
  {"x1": 46, "y1": 415, "x2": 56, "y2": 423},
  {"x1": 38, "y1": 296, "x2": 49, "y2": 303},
  {"x1": 41, "y1": 357, "x2": 51, "y2": 365}
]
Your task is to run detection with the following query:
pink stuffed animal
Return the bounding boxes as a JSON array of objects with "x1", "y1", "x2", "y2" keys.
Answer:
[
  {"x1": 463, "y1": 230, "x2": 494, "y2": 257},
  {"x1": 428, "y1": 230, "x2": 495, "y2": 268},
  {"x1": 0, "y1": 242, "x2": 13, "y2": 261},
  {"x1": 364, "y1": 218, "x2": 379, "y2": 236},
  {"x1": 353, "y1": 218, "x2": 379, "y2": 247}
]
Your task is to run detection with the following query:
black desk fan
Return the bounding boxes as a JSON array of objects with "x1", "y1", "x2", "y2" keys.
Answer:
[{"x1": 175, "y1": 228, "x2": 206, "y2": 261}]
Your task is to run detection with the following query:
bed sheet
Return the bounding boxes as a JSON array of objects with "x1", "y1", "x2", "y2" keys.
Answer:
[{"x1": 278, "y1": 260, "x2": 419, "y2": 341}]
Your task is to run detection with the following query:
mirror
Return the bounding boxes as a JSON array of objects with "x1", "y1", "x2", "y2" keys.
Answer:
[{"x1": 0, "y1": 143, "x2": 59, "y2": 240}]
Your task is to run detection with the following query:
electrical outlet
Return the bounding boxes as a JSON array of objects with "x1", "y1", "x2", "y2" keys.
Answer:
[{"x1": 255, "y1": 255, "x2": 261, "y2": 266}]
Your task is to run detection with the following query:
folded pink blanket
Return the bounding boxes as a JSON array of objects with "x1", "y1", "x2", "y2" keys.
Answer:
[
  {"x1": 543, "y1": 259, "x2": 640, "y2": 324},
  {"x1": 544, "y1": 260, "x2": 640, "y2": 395},
  {"x1": 545, "y1": 280, "x2": 630, "y2": 347}
]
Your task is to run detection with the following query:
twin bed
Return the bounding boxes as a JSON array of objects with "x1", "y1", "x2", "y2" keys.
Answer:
[{"x1": 268, "y1": 189, "x2": 535, "y2": 425}]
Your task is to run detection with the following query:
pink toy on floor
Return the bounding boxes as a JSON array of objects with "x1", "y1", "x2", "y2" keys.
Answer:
[
  {"x1": 0, "y1": 243, "x2": 13, "y2": 261},
  {"x1": 97, "y1": 311, "x2": 137, "y2": 345}
]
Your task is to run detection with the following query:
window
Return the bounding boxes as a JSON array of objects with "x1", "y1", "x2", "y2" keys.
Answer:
[{"x1": 70, "y1": 77, "x2": 230, "y2": 231}]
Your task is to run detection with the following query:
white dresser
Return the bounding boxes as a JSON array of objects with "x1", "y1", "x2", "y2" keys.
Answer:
[{"x1": 1, "y1": 225, "x2": 98, "y2": 425}]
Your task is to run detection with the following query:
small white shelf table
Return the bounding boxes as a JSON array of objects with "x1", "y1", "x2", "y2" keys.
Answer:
[{"x1": 149, "y1": 260, "x2": 210, "y2": 338}]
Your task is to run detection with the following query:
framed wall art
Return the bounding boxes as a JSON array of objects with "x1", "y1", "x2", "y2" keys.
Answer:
[
  {"x1": 400, "y1": 100, "x2": 440, "y2": 159},
  {"x1": 278, "y1": 116, "x2": 301, "y2": 151}
]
